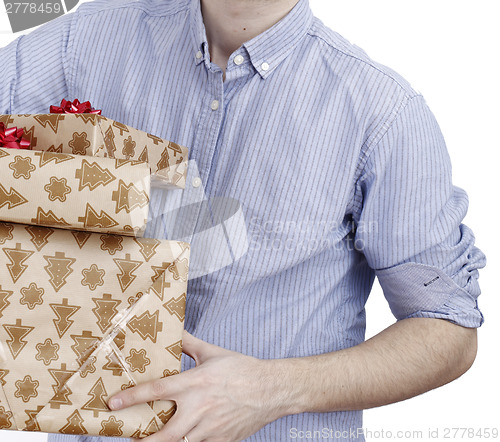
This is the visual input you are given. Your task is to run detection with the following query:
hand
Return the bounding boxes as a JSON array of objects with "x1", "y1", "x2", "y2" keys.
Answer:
[{"x1": 108, "y1": 330, "x2": 288, "y2": 442}]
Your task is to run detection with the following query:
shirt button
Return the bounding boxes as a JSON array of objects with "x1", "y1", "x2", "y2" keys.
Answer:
[
  {"x1": 192, "y1": 177, "x2": 202, "y2": 188},
  {"x1": 234, "y1": 55, "x2": 244, "y2": 65},
  {"x1": 261, "y1": 62, "x2": 270, "y2": 71},
  {"x1": 195, "y1": 50, "x2": 202, "y2": 59},
  {"x1": 211, "y1": 100, "x2": 220, "y2": 111}
]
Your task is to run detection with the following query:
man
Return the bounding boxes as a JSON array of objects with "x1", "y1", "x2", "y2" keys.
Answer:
[{"x1": 0, "y1": 0, "x2": 486, "y2": 441}]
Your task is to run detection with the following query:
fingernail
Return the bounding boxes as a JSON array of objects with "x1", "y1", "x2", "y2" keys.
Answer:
[{"x1": 109, "y1": 397, "x2": 122, "y2": 410}]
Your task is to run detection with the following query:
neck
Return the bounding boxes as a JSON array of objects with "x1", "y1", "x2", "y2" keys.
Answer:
[{"x1": 201, "y1": 0, "x2": 300, "y2": 75}]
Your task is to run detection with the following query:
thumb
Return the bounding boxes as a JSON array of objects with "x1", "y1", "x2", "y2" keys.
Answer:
[{"x1": 182, "y1": 330, "x2": 229, "y2": 365}]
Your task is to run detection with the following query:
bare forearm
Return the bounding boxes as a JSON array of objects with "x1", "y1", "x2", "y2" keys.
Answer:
[{"x1": 266, "y1": 318, "x2": 477, "y2": 418}]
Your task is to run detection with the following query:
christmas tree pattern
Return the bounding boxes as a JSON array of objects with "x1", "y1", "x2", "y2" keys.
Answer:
[
  {"x1": 163, "y1": 293, "x2": 186, "y2": 322},
  {"x1": 71, "y1": 231, "x2": 92, "y2": 249},
  {"x1": 3, "y1": 319, "x2": 34, "y2": 359},
  {"x1": 134, "y1": 238, "x2": 160, "y2": 262},
  {"x1": 19, "y1": 125, "x2": 37, "y2": 150},
  {"x1": 50, "y1": 298, "x2": 81, "y2": 338},
  {"x1": 142, "y1": 417, "x2": 160, "y2": 436},
  {"x1": 130, "y1": 428, "x2": 142, "y2": 439},
  {"x1": 3, "y1": 243, "x2": 34, "y2": 283},
  {"x1": 112, "y1": 121, "x2": 130, "y2": 136},
  {"x1": 74, "y1": 159, "x2": 116, "y2": 191},
  {"x1": 0, "y1": 286, "x2": 13, "y2": 318},
  {"x1": 157, "y1": 405, "x2": 176, "y2": 425},
  {"x1": 166, "y1": 340, "x2": 183, "y2": 361},
  {"x1": 34, "y1": 151, "x2": 73, "y2": 168},
  {"x1": 31, "y1": 208, "x2": 70, "y2": 227},
  {"x1": 25, "y1": 225, "x2": 54, "y2": 251},
  {"x1": 114, "y1": 158, "x2": 143, "y2": 169},
  {"x1": 70, "y1": 330, "x2": 100, "y2": 367},
  {"x1": 59, "y1": 409, "x2": 88, "y2": 435},
  {"x1": 150, "y1": 264, "x2": 171, "y2": 300},
  {"x1": 0, "y1": 405, "x2": 13, "y2": 429},
  {"x1": 113, "y1": 254, "x2": 142, "y2": 292},
  {"x1": 112, "y1": 179, "x2": 149, "y2": 214},
  {"x1": 82, "y1": 377, "x2": 110, "y2": 417},
  {"x1": 74, "y1": 113, "x2": 99, "y2": 125},
  {"x1": 92, "y1": 293, "x2": 121, "y2": 333},
  {"x1": 104, "y1": 126, "x2": 116, "y2": 157},
  {"x1": 168, "y1": 141, "x2": 184, "y2": 158},
  {"x1": 24, "y1": 405, "x2": 44, "y2": 431},
  {"x1": 0, "y1": 115, "x2": 14, "y2": 126},
  {"x1": 146, "y1": 133, "x2": 162, "y2": 145},
  {"x1": 0, "y1": 184, "x2": 28, "y2": 210},
  {"x1": 0, "y1": 222, "x2": 14, "y2": 244},
  {"x1": 46, "y1": 143, "x2": 64, "y2": 153},
  {"x1": 127, "y1": 310, "x2": 163, "y2": 343},
  {"x1": 78, "y1": 204, "x2": 118, "y2": 230},
  {"x1": 0, "y1": 368, "x2": 9, "y2": 386},
  {"x1": 114, "y1": 329, "x2": 126, "y2": 351},
  {"x1": 43, "y1": 251, "x2": 76, "y2": 292},
  {"x1": 156, "y1": 147, "x2": 170, "y2": 173},
  {"x1": 34, "y1": 114, "x2": 65, "y2": 133},
  {"x1": 102, "y1": 351, "x2": 124, "y2": 377},
  {"x1": 138, "y1": 145, "x2": 149, "y2": 163}
]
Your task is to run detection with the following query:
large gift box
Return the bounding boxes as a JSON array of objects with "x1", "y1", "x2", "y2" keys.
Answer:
[
  {"x1": 0, "y1": 110, "x2": 191, "y2": 437},
  {"x1": 0, "y1": 221, "x2": 189, "y2": 437},
  {"x1": 0, "y1": 112, "x2": 189, "y2": 189}
]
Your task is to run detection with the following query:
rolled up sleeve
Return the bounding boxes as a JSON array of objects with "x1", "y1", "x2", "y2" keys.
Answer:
[{"x1": 355, "y1": 94, "x2": 486, "y2": 328}]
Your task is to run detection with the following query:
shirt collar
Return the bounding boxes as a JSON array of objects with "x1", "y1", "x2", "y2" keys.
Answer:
[{"x1": 189, "y1": 0, "x2": 314, "y2": 79}]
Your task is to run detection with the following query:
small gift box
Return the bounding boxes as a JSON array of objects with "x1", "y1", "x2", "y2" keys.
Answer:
[
  {"x1": 0, "y1": 99, "x2": 188, "y2": 189},
  {"x1": 0, "y1": 147, "x2": 151, "y2": 237}
]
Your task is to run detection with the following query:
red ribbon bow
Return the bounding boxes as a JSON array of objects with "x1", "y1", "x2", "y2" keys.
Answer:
[
  {"x1": 50, "y1": 98, "x2": 102, "y2": 114},
  {"x1": 0, "y1": 122, "x2": 31, "y2": 149}
]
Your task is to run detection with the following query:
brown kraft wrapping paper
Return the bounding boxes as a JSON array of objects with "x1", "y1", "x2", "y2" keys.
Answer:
[
  {"x1": 0, "y1": 113, "x2": 188, "y2": 189},
  {"x1": 0, "y1": 147, "x2": 151, "y2": 237},
  {"x1": 0, "y1": 221, "x2": 190, "y2": 438}
]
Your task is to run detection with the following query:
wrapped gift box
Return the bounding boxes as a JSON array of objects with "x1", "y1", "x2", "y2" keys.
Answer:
[
  {"x1": 0, "y1": 113, "x2": 188, "y2": 189},
  {"x1": 0, "y1": 221, "x2": 189, "y2": 437},
  {"x1": 0, "y1": 147, "x2": 150, "y2": 236}
]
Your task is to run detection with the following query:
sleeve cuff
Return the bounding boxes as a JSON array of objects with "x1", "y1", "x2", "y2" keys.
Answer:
[{"x1": 375, "y1": 262, "x2": 484, "y2": 328}]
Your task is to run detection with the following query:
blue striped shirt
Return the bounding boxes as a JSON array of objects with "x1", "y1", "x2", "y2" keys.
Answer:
[{"x1": 0, "y1": 0, "x2": 486, "y2": 441}]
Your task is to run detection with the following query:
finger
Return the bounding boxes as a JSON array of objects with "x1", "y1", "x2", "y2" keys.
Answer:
[
  {"x1": 182, "y1": 330, "x2": 229, "y2": 364},
  {"x1": 183, "y1": 424, "x2": 216, "y2": 442},
  {"x1": 142, "y1": 408, "x2": 200, "y2": 442},
  {"x1": 109, "y1": 377, "x2": 182, "y2": 410}
]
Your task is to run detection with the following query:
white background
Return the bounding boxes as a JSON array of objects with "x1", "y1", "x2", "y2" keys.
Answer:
[{"x1": 0, "y1": 1, "x2": 499, "y2": 441}]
